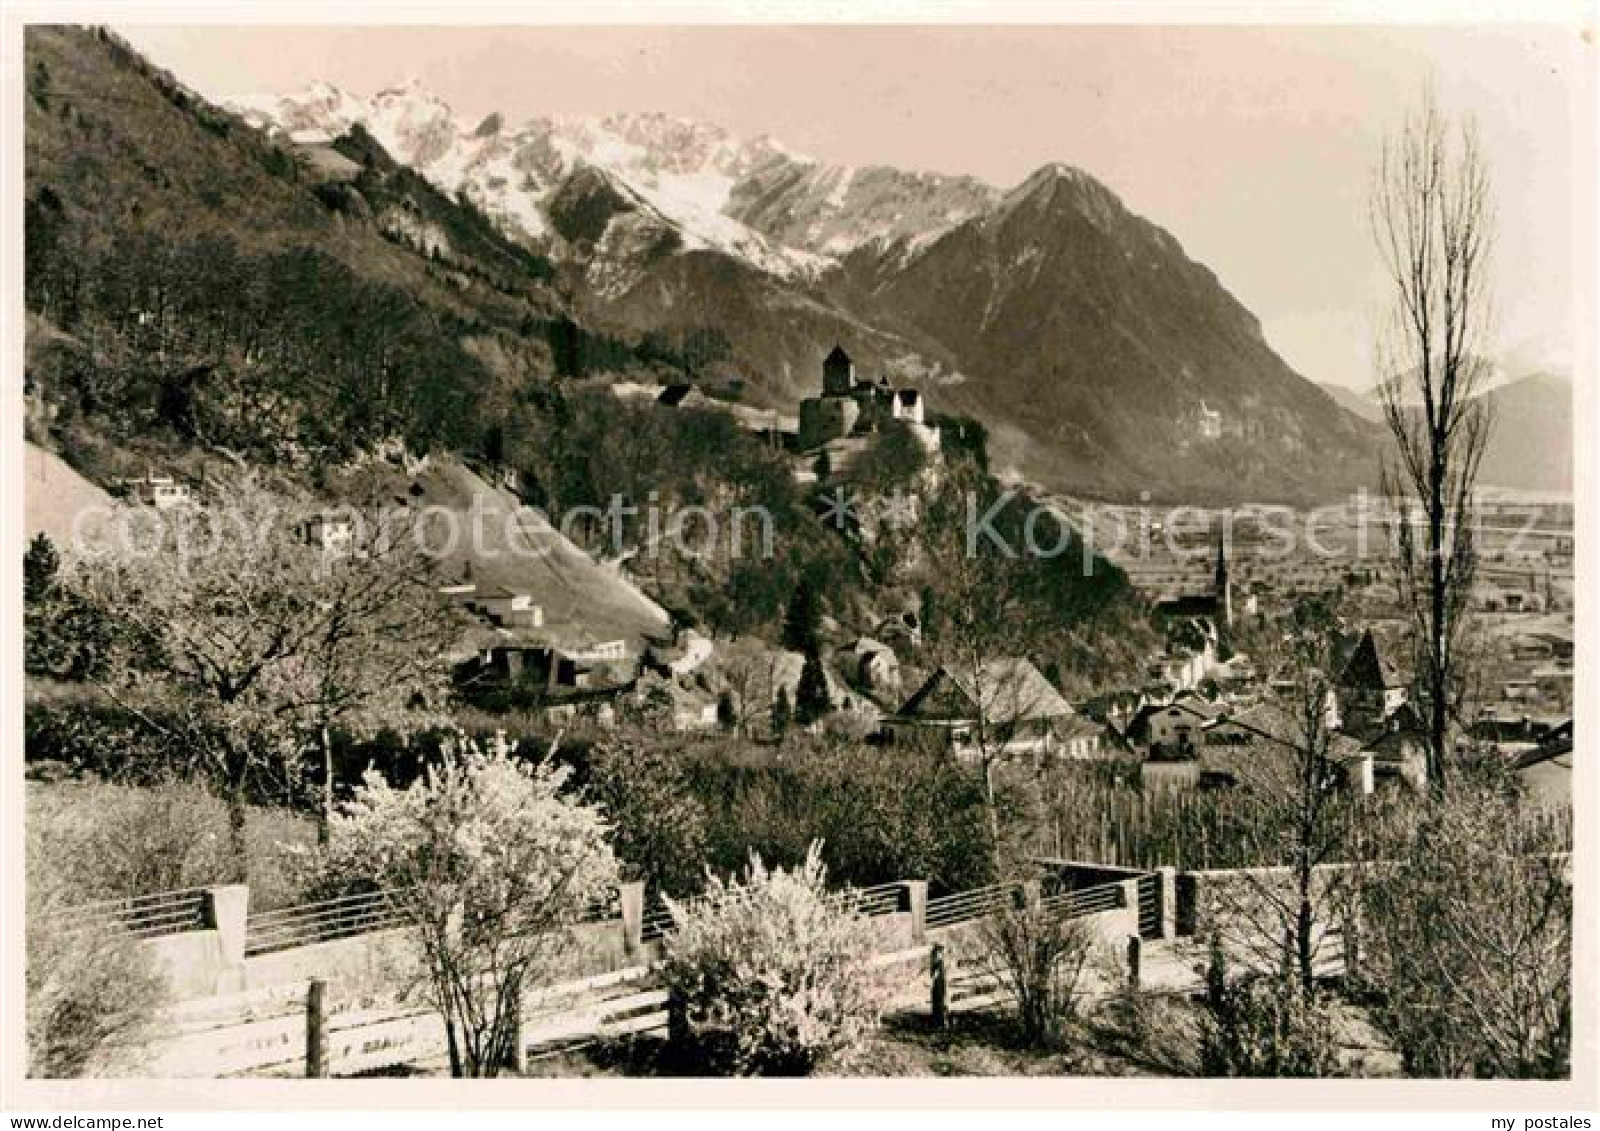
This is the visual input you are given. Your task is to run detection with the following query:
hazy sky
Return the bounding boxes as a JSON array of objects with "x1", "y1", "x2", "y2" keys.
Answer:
[{"x1": 119, "y1": 23, "x2": 1594, "y2": 389}]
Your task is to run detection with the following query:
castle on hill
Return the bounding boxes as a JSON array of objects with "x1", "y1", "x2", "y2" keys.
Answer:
[{"x1": 797, "y1": 345, "x2": 941, "y2": 454}]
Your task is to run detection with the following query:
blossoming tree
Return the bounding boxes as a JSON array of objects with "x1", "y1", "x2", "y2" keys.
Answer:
[{"x1": 322, "y1": 730, "x2": 619, "y2": 1077}]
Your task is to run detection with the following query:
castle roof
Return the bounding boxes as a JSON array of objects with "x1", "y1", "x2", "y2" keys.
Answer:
[{"x1": 825, "y1": 344, "x2": 852, "y2": 366}]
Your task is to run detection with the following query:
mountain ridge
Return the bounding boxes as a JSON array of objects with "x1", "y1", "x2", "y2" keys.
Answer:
[{"x1": 220, "y1": 73, "x2": 1382, "y2": 502}]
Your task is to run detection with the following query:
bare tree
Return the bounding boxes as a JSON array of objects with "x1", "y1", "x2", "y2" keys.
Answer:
[
  {"x1": 79, "y1": 475, "x2": 457, "y2": 866},
  {"x1": 1355, "y1": 777, "x2": 1571, "y2": 1078},
  {"x1": 1204, "y1": 610, "x2": 1355, "y2": 1002},
  {"x1": 914, "y1": 475, "x2": 1061, "y2": 870},
  {"x1": 1370, "y1": 88, "x2": 1496, "y2": 790},
  {"x1": 976, "y1": 897, "x2": 1096, "y2": 1047},
  {"x1": 270, "y1": 500, "x2": 461, "y2": 841}
]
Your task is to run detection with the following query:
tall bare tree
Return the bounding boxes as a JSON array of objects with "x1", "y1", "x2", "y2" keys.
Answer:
[
  {"x1": 1370, "y1": 89, "x2": 1496, "y2": 790},
  {"x1": 918, "y1": 475, "x2": 1056, "y2": 871},
  {"x1": 1205, "y1": 603, "x2": 1355, "y2": 1002}
]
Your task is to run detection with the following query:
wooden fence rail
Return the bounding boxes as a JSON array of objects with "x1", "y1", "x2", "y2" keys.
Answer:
[
  {"x1": 143, "y1": 873, "x2": 1135, "y2": 1078},
  {"x1": 59, "y1": 886, "x2": 210, "y2": 940}
]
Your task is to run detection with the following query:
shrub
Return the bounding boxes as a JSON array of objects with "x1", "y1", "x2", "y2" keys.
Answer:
[
  {"x1": 26, "y1": 779, "x2": 317, "y2": 911},
  {"x1": 25, "y1": 827, "x2": 167, "y2": 1077},
  {"x1": 26, "y1": 916, "x2": 167, "y2": 1077},
  {"x1": 1197, "y1": 935, "x2": 1342, "y2": 1077},
  {"x1": 569, "y1": 736, "x2": 709, "y2": 898},
  {"x1": 320, "y1": 730, "x2": 619, "y2": 1077},
  {"x1": 975, "y1": 898, "x2": 1096, "y2": 1047},
  {"x1": 1355, "y1": 781, "x2": 1571, "y2": 1078},
  {"x1": 660, "y1": 843, "x2": 885, "y2": 1075}
]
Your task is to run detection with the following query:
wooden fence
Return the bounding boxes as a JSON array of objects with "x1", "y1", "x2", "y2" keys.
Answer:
[
  {"x1": 1028, "y1": 782, "x2": 1572, "y2": 871},
  {"x1": 59, "y1": 886, "x2": 210, "y2": 940},
  {"x1": 140, "y1": 876, "x2": 1135, "y2": 1078},
  {"x1": 243, "y1": 889, "x2": 619, "y2": 956},
  {"x1": 639, "y1": 880, "x2": 906, "y2": 942}
]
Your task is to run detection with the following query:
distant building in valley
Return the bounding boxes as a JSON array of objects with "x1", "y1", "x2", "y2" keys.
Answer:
[{"x1": 1152, "y1": 532, "x2": 1232, "y2": 632}]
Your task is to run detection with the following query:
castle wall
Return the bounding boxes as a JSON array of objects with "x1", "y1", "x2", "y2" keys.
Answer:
[{"x1": 799, "y1": 396, "x2": 860, "y2": 450}]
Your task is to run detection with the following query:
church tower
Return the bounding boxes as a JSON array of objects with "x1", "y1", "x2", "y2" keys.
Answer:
[{"x1": 1213, "y1": 529, "x2": 1232, "y2": 630}]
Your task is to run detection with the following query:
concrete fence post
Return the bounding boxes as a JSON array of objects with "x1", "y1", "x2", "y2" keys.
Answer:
[
  {"x1": 1020, "y1": 879, "x2": 1042, "y2": 913},
  {"x1": 1126, "y1": 935, "x2": 1142, "y2": 991},
  {"x1": 619, "y1": 882, "x2": 645, "y2": 958},
  {"x1": 929, "y1": 943, "x2": 949, "y2": 1029},
  {"x1": 1157, "y1": 866, "x2": 1178, "y2": 941},
  {"x1": 202, "y1": 884, "x2": 250, "y2": 967},
  {"x1": 1120, "y1": 878, "x2": 1141, "y2": 938},
  {"x1": 305, "y1": 978, "x2": 328, "y2": 1078},
  {"x1": 902, "y1": 880, "x2": 928, "y2": 944}
]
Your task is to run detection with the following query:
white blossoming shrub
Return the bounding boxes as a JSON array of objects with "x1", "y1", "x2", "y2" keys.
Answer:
[
  {"x1": 660, "y1": 843, "x2": 886, "y2": 1075},
  {"x1": 323, "y1": 729, "x2": 619, "y2": 1077}
]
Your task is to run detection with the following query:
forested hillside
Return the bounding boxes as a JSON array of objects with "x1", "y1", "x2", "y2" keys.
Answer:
[{"x1": 23, "y1": 25, "x2": 682, "y2": 473}]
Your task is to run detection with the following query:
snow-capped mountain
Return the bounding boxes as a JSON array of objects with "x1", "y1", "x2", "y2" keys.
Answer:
[
  {"x1": 229, "y1": 78, "x2": 1385, "y2": 502},
  {"x1": 228, "y1": 80, "x2": 998, "y2": 281}
]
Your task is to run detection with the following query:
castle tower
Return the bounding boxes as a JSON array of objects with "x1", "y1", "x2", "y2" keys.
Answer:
[
  {"x1": 1213, "y1": 529, "x2": 1232, "y2": 630},
  {"x1": 822, "y1": 344, "x2": 855, "y2": 396}
]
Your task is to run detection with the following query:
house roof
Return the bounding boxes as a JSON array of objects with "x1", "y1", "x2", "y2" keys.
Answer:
[
  {"x1": 1056, "y1": 714, "x2": 1106, "y2": 743},
  {"x1": 1211, "y1": 701, "x2": 1368, "y2": 763},
  {"x1": 1154, "y1": 593, "x2": 1220, "y2": 620},
  {"x1": 657, "y1": 383, "x2": 699, "y2": 407},
  {"x1": 894, "y1": 658, "x2": 1075, "y2": 725},
  {"x1": 1515, "y1": 737, "x2": 1573, "y2": 773},
  {"x1": 1338, "y1": 629, "x2": 1403, "y2": 690},
  {"x1": 1131, "y1": 694, "x2": 1222, "y2": 733}
]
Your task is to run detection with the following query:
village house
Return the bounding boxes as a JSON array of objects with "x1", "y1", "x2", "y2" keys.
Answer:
[
  {"x1": 1333, "y1": 628, "x2": 1408, "y2": 736},
  {"x1": 1514, "y1": 734, "x2": 1572, "y2": 806},
  {"x1": 455, "y1": 641, "x2": 633, "y2": 723},
  {"x1": 1127, "y1": 692, "x2": 1226, "y2": 757},
  {"x1": 117, "y1": 470, "x2": 193, "y2": 510},
  {"x1": 301, "y1": 512, "x2": 354, "y2": 555},
  {"x1": 466, "y1": 643, "x2": 594, "y2": 693},
  {"x1": 465, "y1": 586, "x2": 544, "y2": 629},
  {"x1": 881, "y1": 657, "x2": 1086, "y2": 762},
  {"x1": 1199, "y1": 701, "x2": 1378, "y2": 795},
  {"x1": 630, "y1": 673, "x2": 723, "y2": 733},
  {"x1": 838, "y1": 636, "x2": 902, "y2": 699},
  {"x1": 1152, "y1": 532, "x2": 1233, "y2": 633}
]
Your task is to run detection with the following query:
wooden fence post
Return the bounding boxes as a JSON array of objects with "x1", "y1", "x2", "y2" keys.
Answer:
[
  {"x1": 504, "y1": 995, "x2": 527, "y2": 1074},
  {"x1": 1342, "y1": 910, "x2": 1361, "y2": 982},
  {"x1": 1125, "y1": 935, "x2": 1142, "y2": 991},
  {"x1": 929, "y1": 943, "x2": 949, "y2": 1029},
  {"x1": 305, "y1": 978, "x2": 327, "y2": 1078}
]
